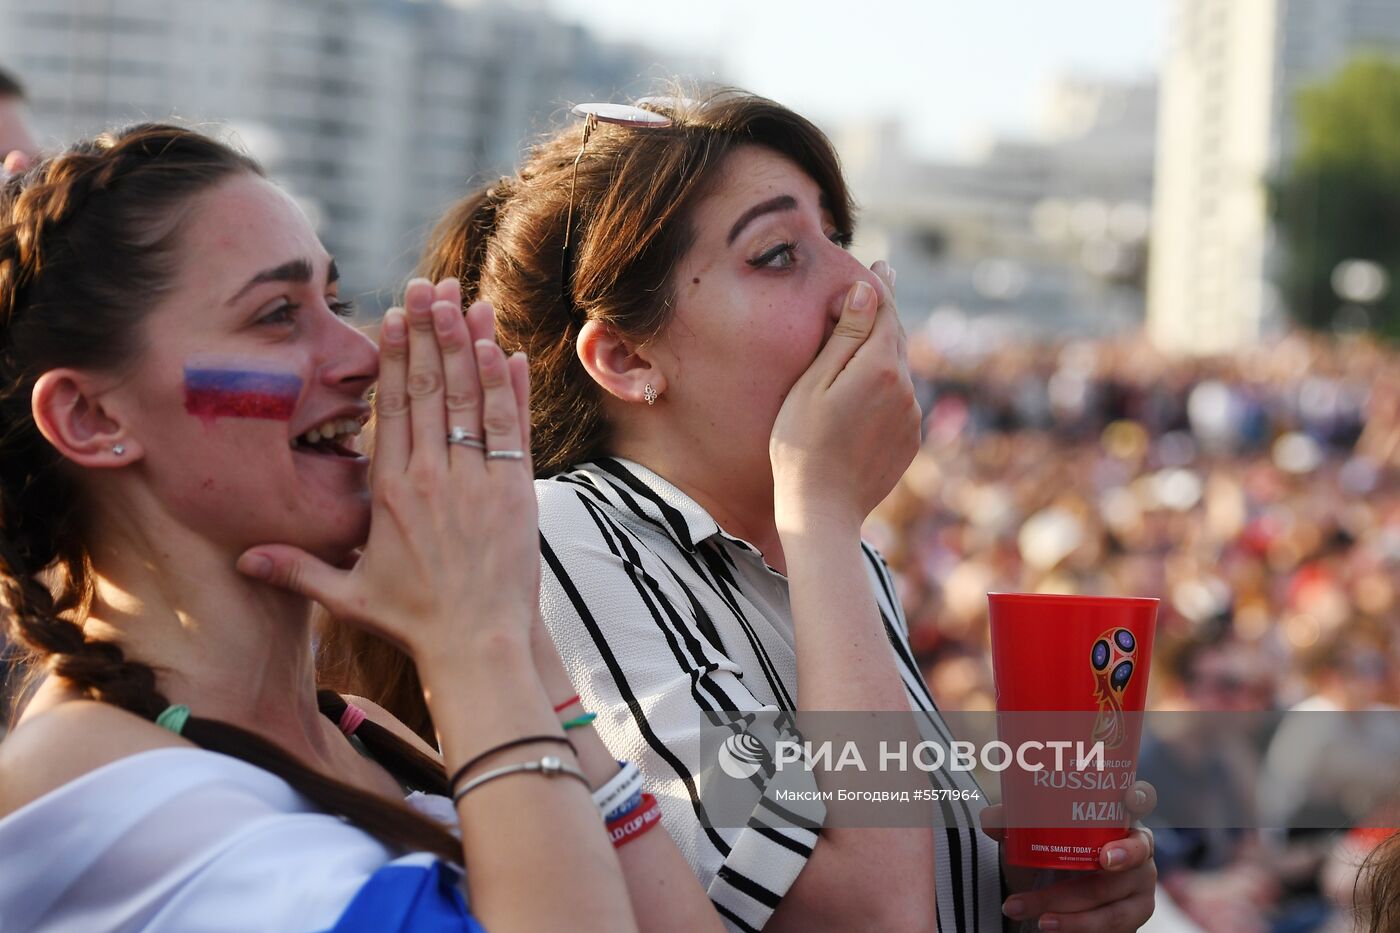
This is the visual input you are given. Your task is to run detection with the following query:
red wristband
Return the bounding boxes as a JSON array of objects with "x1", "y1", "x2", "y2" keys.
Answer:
[
  {"x1": 606, "y1": 793, "x2": 663, "y2": 849},
  {"x1": 553, "y1": 694, "x2": 581, "y2": 714}
]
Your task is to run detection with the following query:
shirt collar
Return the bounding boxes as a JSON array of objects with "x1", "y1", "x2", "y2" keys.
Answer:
[{"x1": 578, "y1": 457, "x2": 770, "y2": 556}]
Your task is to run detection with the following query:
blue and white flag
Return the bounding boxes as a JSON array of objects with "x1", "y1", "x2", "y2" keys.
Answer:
[{"x1": 0, "y1": 747, "x2": 485, "y2": 932}]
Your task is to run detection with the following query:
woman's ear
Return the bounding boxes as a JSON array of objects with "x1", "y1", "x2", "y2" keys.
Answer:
[
  {"x1": 576, "y1": 320, "x2": 665, "y2": 406},
  {"x1": 31, "y1": 369, "x2": 141, "y2": 467}
]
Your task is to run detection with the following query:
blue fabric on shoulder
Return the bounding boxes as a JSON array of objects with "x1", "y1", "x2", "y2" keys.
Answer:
[{"x1": 322, "y1": 855, "x2": 486, "y2": 933}]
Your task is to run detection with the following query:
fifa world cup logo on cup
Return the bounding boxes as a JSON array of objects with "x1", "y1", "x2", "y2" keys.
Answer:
[{"x1": 1089, "y1": 628, "x2": 1136, "y2": 749}]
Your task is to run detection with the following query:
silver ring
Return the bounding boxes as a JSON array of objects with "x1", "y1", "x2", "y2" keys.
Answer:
[
  {"x1": 485, "y1": 449, "x2": 526, "y2": 461},
  {"x1": 449, "y1": 425, "x2": 483, "y2": 443},
  {"x1": 448, "y1": 426, "x2": 486, "y2": 450}
]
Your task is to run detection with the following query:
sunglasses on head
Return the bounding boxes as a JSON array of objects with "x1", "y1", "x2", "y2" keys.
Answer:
[{"x1": 559, "y1": 101, "x2": 683, "y2": 309}]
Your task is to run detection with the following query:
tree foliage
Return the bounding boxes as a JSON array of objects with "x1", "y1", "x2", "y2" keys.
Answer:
[{"x1": 1271, "y1": 56, "x2": 1400, "y2": 337}]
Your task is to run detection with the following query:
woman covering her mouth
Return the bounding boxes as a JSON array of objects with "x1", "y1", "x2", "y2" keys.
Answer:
[
  {"x1": 0, "y1": 124, "x2": 720, "y2": 932},
  {"x1": 325, "y1": 88, "x2": 1159, "y2": 932}
]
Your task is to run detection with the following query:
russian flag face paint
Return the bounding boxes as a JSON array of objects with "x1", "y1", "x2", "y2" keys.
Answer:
[{"x1": 183, "y1": 362, "x2": 303, "y2": 424}]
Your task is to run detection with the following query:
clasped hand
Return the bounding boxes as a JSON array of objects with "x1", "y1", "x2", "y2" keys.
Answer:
[{"x1": 238, "y1": 278, "x2": 540, "y2": 663}]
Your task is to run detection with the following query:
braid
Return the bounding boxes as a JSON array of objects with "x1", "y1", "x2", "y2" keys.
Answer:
[
  {"x1": 317, "y1": 690, "x2": 449, "y2": 796},
  {"x1": 316, "y1": 613, "x2": 438, "y2": 747},
  {"x1": 0, "y1": 124, "x2": 461, "y2": 866},
  {"x1": 178, "y1": 708, "x2": 458, "y2": 863},
  {"x1": 1, "y1": 134, "x2": 164, "y2": 335},
  {"x1": 0, "y1": 131, "x2": 180, "y2": 717}
]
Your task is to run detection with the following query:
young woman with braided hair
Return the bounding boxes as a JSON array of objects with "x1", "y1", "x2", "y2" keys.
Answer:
[{"x1": 0, "y1": 123, "x2": 720, "y2": 931}]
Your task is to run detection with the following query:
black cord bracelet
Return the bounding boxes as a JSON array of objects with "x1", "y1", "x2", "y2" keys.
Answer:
[{"x1": 449, "y1": 735, "x2": 576, "y2": 792}]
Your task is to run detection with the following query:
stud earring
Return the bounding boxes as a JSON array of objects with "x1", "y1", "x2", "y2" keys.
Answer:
[
  {"x1": 643, "y1": 384, "x2": 658, "y2": 406},
  {"x1": 111, "y1": 444, "x2": 126, "y2": 456}
]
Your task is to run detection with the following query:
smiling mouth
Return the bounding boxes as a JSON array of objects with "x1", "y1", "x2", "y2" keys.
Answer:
[{"x1": 291, "y1": 418, "x2": 366, "y2": 460}]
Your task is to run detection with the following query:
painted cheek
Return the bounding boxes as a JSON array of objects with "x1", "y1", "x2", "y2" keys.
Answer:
[{"x1": 183, "y1": 364, "x2": 303, "y2": 426}]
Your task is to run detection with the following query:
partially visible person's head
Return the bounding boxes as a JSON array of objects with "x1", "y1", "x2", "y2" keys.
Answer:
[
  {"x1": 1, "y1": 123, "x2": 376, "y2": 713},
  {"x1": 1358, "y1": 831, "x2": 1400, "y2": 933},
  {"x1": 1302, "y1": 625, "x2": 1391, "y2": 711},
  {"x1": 334, "y1": 86, "x2": 876, "y2": 743},
  {"x1": 0, "y1": 67, "x2": 38, "y2": 172},
  {"x1": 1167, "y1": 637, "x2": 1273, "y2": 712},
  {"x1": 419, "y1": 87, "x2": 877, "y2": 478},
  {"x1": 1, "y1": 124, "x2": 458, "y2": 862}
]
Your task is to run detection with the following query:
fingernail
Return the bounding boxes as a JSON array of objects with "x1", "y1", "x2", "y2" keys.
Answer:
[
  {"x1": 1104, "y1": 846, "x2": 1123, "y2": 868},
  {"x1": 407, "y1": 284, "x2": 431, "y2": 312},
  {"x1": 474, "y1": 339, "x2": 498, "y2": 363},
  {"x1": 238, "y1": 554, "x2": 272, "y2": 580},
  {"x1": 1002, "y1": 898, "x2": 1025, "y2": 919},
  {"x1": 432, "y1": 301, "x2": 456, "y2": 333},
  {"x1": 850, "y1": 280, "x2": 874, "y2": 312},
  {"x1": 383, "y1": 311, "x2": 405, "y2": 341},
  {"x1": 1039, "y1": 918, "x2": 1061, "y2": 931},
  {"x1": 888, "y1": 265, "x2": 898, "y2": 286}
]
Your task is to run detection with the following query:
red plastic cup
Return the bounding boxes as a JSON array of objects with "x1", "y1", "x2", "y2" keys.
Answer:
[{"x1": 988, "y1": 593, "x2": 1158, "y2": 871}]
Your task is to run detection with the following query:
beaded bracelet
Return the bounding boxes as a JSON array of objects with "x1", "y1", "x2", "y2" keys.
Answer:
[{"x1": 606, "y1": 792, "x2": 663, "y2": 849}]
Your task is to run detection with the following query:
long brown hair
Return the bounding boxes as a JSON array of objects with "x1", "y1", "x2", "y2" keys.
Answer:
[
  {"x1": 0, "y1": 124, "x2": 456, "y2": 862},
  {"x1": 426, "y1": 86, "x2": 853, "y2": 474},
  {"x1": 323, "y1": 86, "x2": 855, "y2": 737},
  {"x1": 1357, "y1": 832, "x2": 1400, "y2": 932}
]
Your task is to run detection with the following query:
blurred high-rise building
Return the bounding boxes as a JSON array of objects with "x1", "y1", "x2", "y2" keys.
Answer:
[
  {"x1": 1148, "y1": 0, "x2": 1400, "y2": 354},
  {"x1": 840, "y1": 75, "x2": 1157, "y2": 343},
  {"x1": 0, "y1": 0, "x2": 711, "y2": 306}
]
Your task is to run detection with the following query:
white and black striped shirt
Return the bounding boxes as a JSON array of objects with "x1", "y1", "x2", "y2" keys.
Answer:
[{"x1": 537, "y1": 458, "x2": 1004, "y2": 932}]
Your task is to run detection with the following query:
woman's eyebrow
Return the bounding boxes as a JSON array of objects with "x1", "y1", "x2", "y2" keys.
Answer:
[
  {"x1": 225, "y1": 258, "x2": 314, "y2": 305},
  {"x1": 726, "y1": 195, "x2": 797, "y2": 246},
  {"x1": 224, "y1": 256, "x2": 339, "y2": 305}
]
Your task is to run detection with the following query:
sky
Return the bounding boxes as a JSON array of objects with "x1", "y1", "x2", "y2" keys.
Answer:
[{"x1": 546, "y1": 0, "x2": 1165, "y2": 159}]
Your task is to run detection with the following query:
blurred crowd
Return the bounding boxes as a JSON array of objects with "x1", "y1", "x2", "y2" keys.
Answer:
[{"x1": 867, "y1": 327, "x2": 1400, "y2": 932}]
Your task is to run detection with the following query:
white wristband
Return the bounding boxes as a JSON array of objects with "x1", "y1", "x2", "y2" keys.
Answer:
[{"x1": 592, "y1": 760, "x2": 643, "y2": 818}]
